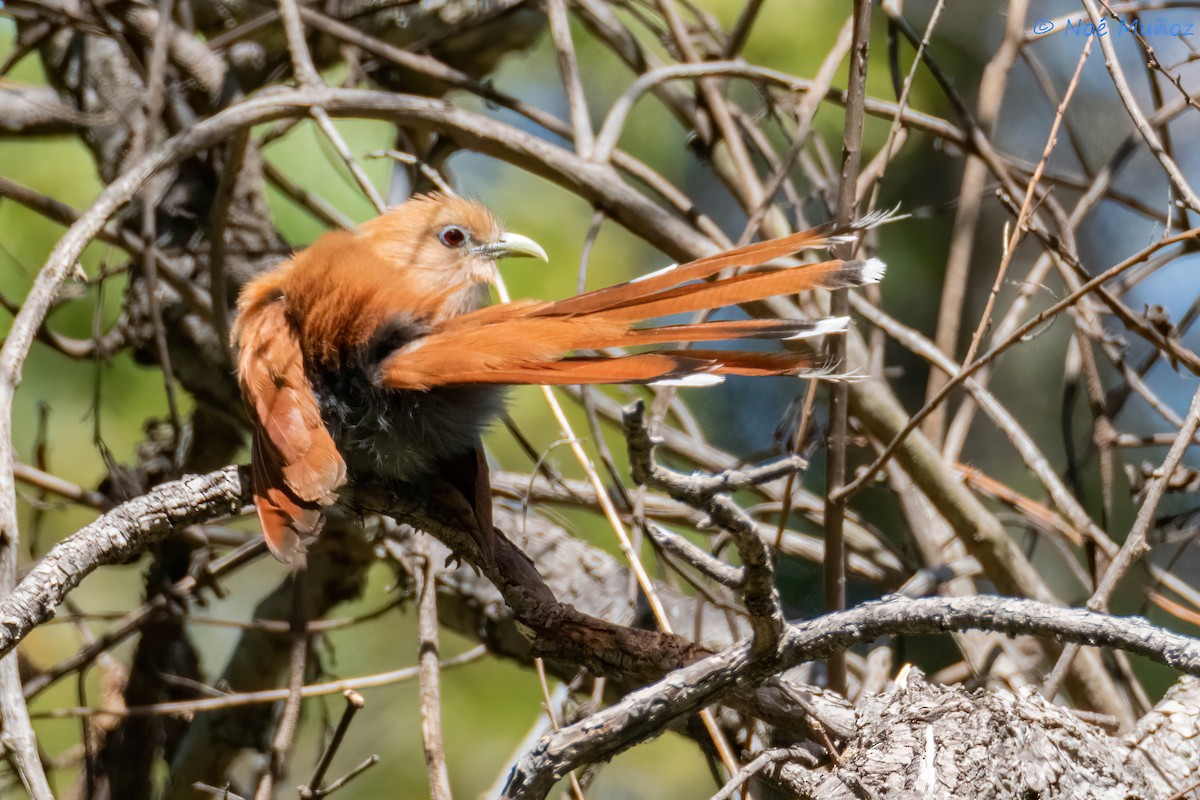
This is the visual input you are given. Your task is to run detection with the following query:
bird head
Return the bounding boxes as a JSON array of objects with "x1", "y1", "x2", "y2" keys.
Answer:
[{"x1": 361, "y1": 193, "x2": 547, "y2": 311}]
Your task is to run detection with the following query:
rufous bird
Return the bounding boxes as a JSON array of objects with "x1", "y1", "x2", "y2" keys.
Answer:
[{"x1": 232, "y1": 193, "x2": 887, "y2": 562}]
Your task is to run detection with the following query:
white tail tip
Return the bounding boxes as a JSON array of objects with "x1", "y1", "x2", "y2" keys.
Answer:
[
  {"x1": 785, "y1": 316, "x2": 850, "y2": 340},
  {"x1": 630, "y1": 263, "x2": 679, "y2": 283},
  {"x1": 824, "y1": 234, "x2": 859, "y2": 245},
  {"x1": 653, "y1": 373, "x2": 726, "y2": 388},
  {"x1": 860, "y1": 258, "x2": 887, "y2": 284},
  {"x1": 851, "y1": 203, "x2": 908, "y2": 230}
]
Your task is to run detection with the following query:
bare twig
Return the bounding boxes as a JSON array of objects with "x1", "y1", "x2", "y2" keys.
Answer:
[
  {"x1": 274, "y1": 0, "x2": 386, "y2": 213},
  {"x1": 651, "y1": 0, "x2": 765, "y2": 211},
  {"x1": 314, "y1": 754, "x2": 380, "y2": 797},
  {"x1": 299, "y1": 690, "x2": 366, "y2": 799},
  {"x1": 1043, "y1": 382, "x2": 1200, "y2": 698},
  {"x1": 415, "y1": 537, "x2": 453, "y2": 800},
  {"x1": 263, "y1": 160, "x2": 356, "y2": 230},
  {"x1": 531, "y1": 661, "x2": 585, "y2": 800},
  {"x1": 722, "y1": 0, "x2": 766, "y2": 58},
  {"x1": 709, "y1": 746, "x2": 810, "y2": 800},
  {"x1": 546, "y1": 0, "x2": 594, "y2": 159},
  {"x1": 923, "y1": 0, "x2": 1029, "y2": 443},
  {"x1": 253, "y1": 557, "x2": 309, "y2": 800},
  {"x1": 959, "y1": 35, "x2": 1092, "y2": 370},
  {"x1": 823, "y1": 0, "x2": 874, "y2": 696},
  {"x1": 41, "y1": 649, "x2": 484, "y2": 720},
  {"x1": 645, "y1": 524, "x2": 745, "y2": 588},
  {"x1": 625, "y1": 401, "x2": 784, "y2": 650}
]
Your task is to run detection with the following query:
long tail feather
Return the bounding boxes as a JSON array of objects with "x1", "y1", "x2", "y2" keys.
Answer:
[
  {"x1": 548, "y1": 209, "x2": 898, "y2": 317},
  {"x1": 431, "y1": 353, "x2": 723, "y2": 385},
  {"x1": 592, "y1": 258, "x2": 885, "y2": 322},
  {"x1": 656, "y1": 349, "x2": 829, "y2": 377},
  {"x1": 395, "y1": 347, "x2": 832, "y2": 387},
  {"x1": 595, "y1": 316, "x2": 849, "y2": 348}
]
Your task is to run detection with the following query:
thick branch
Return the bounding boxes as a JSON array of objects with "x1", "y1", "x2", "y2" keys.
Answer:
[
  {"x1": 502, "y1": 595, "x2": 1200, "y2": 799},
  {"x1": 0, "y1": 467, "x2": 251, "y2": 659},
  {"x1": 0, "y1": 86, "x2": 90, "y2": 136}
]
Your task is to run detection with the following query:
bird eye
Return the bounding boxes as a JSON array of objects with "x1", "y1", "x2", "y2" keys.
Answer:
[{"x1": 438, "y1": 226, "x2": 468, "y2": 248}]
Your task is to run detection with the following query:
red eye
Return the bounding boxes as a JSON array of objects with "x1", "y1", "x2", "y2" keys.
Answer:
[{"x1": 438, "y1": 226, "x2": 467, "y2": 248}]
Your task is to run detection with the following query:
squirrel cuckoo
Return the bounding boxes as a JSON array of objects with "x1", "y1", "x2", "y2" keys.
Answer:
[{"x1": 232, "y1": 193, "x2": 887, "y2": 562}]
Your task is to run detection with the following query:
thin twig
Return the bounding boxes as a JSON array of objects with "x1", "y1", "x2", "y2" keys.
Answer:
[
  {"x1": 38, "y1": 648, "x2": 485, "y2": 720},
  {"x1": 645, "y1": 524, "x2": 745, "y2": 588},
  {"x1": 274, "y1": 0, "x2": 386, "y2": 213},
  {"x1": 652, "y1": 0, "x2": 765, "y2": 212},
  {"x1": 315, "y1": 754, "x2": 380, "y2": 797},
  {"x1": 254, "y1": 557, "x2": 308, "y2": 800},
  {"x1": 546, "y1": 0, "x2": 594, "y2": 159},
  {"x1": 708, "y1": 746, "x2": 809, "y2": 800},
  {"x1": 1042, "y1": 382, "x2": 1200, "y2": 698},
  {"x1": 823, "y1": 0, "x2": 874, "y2": 696},
  {"x1": 415, "y1": 537, "x2": 453, "y2": 800},
  {"x1": 624, "y1": 401, "x2": 784, "y2": 650},
  {"x1": 958, "y1": 35, "x2": 1092, "y2": 370},
  {"x1": 739, "y1": 15, "x2": 854, "y2": 246},
  {"x1": 263, "y1": 160, "x2": 356, "y2": 230},
  {"x1": 868, "y1": 0, "x2": 947, "y2": 211},
  {"x1": 207, "y1": 126, "x2": 250, "y2": 356},
  {"x1": 532, "y1": 660, "x2": 585, "y2": 800},
  {"x1": 922, "y1": 0, "x2": 1029, "y2": 444},
  {"x1": 721, "y1": 0, "x2": 765, "y2": 58},
  {"x1": 299, "y1": 690, "x2": 366, "y2": 799}
]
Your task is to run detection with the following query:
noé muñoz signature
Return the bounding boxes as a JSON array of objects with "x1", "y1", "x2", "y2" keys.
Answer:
[{"x1": 1064, "y1": 17, "x2": 1195, "y2": 37}]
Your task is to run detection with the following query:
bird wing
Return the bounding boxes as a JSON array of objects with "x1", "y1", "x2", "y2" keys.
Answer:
[
  {"x1": 234, "y1": 281, "x2": 347, "y2": 561},
  {"x1": 380, "y1": 254, "x2": 882, "y2": 390}
]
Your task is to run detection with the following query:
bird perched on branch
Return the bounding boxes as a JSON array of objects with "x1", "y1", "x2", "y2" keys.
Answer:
[{"x1": 232, "y1": 193, "x2": 888, "y2": 563}]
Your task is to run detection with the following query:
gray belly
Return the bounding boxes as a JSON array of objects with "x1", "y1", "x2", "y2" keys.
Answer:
[{"x1": 313, "y1": 372, "x2": 506, "y2": 483}]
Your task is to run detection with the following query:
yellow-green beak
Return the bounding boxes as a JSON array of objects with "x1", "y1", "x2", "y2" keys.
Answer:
[{"x1": 476, "y1": 232, "x2": 549, "y2": 262}]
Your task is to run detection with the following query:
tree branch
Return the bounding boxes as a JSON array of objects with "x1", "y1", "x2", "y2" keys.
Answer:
[
  {"x1": 0, "y1": 467, "x2": 251, "y2": 659},
  {"x1": 502, "y1": 595, "x2": 1200, "y2": 799}
]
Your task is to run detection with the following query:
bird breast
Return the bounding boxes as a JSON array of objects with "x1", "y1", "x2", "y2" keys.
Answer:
[
  {"x1": 313, "y1": 376, "x2": 506, "y2": 483},
  {"x1": 307, "y1": 313, "x2": 506, "y2": 484}
]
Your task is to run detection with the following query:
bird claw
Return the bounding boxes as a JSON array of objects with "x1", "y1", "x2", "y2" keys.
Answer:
[{"x1": 442, "y1": 551, "x2": 484, "y2": 576}]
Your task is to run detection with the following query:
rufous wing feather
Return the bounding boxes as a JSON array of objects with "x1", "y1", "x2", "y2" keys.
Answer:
[
  {"x1": 251, "y1": 432, "x2": 325, "y2": 561},
  {"x1": 234, "y1": 278, "x2": 347, "y2": 561}
]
